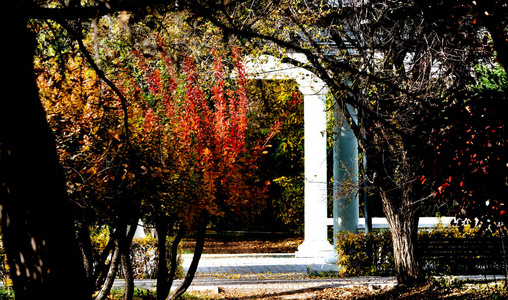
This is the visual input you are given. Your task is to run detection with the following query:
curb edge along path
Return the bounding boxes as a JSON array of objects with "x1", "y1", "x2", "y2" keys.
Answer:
[{"x1": 114, "y1": 253, "x2": 397, "y2": 294}]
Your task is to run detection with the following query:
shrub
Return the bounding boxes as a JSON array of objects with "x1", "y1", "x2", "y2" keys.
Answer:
[
  {"x1": 130, "y1": 236, "x2": 158, "y2": 279},
  {"x1": 0, "y1": 288, "x2": 14, "y2": 300},
  {"x1": 418, "y1": 221, "x2": 508, "y2": 275},
  {"x1": 130, "y1": 236, "x2": 184, "y2": 279},
  {"x1": 336, "y1": 221, "x2": 508, "y2": 277},
  {"x1": 89, "y1": 233, "x2": 184, "y2": 279},
  {"x1": 90, "y1": 226, "x2": 111, "y2": 253},
  {"x1": 335, "y1": 230, "x2": 394, "y2": 277},
  {"x1": 418, "y1": 221, "x2": 480, "y2": 239}
]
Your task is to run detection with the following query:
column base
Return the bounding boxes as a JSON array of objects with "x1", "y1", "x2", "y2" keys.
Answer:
[
  {"x1": 295, "y1": 240, "x2": 333, "y2": 258},
  {"x1": 324, "y1": 250, "x2": 338, "y2": 264}
]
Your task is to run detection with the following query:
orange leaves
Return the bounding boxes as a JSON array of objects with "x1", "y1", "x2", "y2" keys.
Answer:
[
  {"x1": 132, "y1": 46, "x2": 269, "y2": 226},
  {"x1": 39, "y1": 38, "x2": 271, "y2": 230}
]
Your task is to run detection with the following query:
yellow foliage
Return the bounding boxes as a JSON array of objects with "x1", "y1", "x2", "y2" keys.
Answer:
[{"x1": 90, "y1": 226, "x2": 110, "y2": 252}]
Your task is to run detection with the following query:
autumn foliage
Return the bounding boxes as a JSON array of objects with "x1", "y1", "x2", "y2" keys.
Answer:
[
  {"x1": 37, "y1": 27, "x2": 270, "y2": 297},
  {"x1": 431, "y1": 67, "x2": 508, "y2": 230},
  {"x1": 131, "y1": 45, "x2": 268, "y2": 227}
]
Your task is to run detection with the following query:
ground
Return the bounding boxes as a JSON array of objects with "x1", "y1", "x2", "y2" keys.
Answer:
[
  {"x1": 181, "y1": 233, "x2": 303, "y2": 254},
  {"x1": 188, "y1": 279, "x2": 508, "y2": 299},
  {"x1": 180, "y1": 233, "x2": 508, "y2": 299}
]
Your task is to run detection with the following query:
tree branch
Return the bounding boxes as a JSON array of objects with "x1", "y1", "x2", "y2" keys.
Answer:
[{"x1": 29, "y1": 0, "x2": 176, "y2": 20}]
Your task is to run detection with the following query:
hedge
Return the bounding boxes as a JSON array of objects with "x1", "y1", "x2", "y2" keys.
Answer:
[
  {"x1": 335, "y1": 222, "x2": 508, "y2": 277},
  {"x1": 336, "y1": 230, "x2": 394, "y2": 277}
]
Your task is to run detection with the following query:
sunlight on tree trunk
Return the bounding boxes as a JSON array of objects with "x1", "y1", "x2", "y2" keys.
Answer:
[
  {"x1": 381, "y1": 189, "x2": 421, "y2": 283},
  {"x1": 0, "y1": 3, "x2": 90, "y2": 299}
]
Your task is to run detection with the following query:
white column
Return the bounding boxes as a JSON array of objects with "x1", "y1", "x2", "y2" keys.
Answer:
[
  {"x1": 296, "y1": 80, "x2": 333, "y2": 258},
  {"x1": 242, "y1": 54, "x2": 333, "y2": 258}
]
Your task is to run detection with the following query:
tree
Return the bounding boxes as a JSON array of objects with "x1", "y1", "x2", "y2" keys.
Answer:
[
  {"x1": 5, "y1": 0, "x2": 506, "y2": 293},
  {"x1": 415, "y1": 0, "x2": 508, "y2": 70},
  {"x1": 36, "y1": 48, "x2": 147, "y2": 300},
  {"x1": 34, "y1": 8, "x2": 275, "y2": 299},
  {"x1": 3, "y1": 0, "x2": 180, "y2": 297},
  {"x1": 1, "y1": 2, "x2": 91, "y2": 298},
  {"x1": 249, "y1": 80, "x2": 305, "y2": 233},
  {"x1": 213, "y1": 79, "x2": 305, "y2": 233},
  {"x1": 185, "y1": 0, "x2": 500, "y2": 283},
  {"x1": 129, "y1": 44, "x2": 270, "y2": 299}
]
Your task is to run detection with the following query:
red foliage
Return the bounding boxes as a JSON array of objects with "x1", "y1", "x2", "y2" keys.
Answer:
[
  {"x1": 132, "y1": 46, "x2": 269, "y2": 227},
  {"x1": 431, "y1": 90, "x2": 508, "y2": 227}
]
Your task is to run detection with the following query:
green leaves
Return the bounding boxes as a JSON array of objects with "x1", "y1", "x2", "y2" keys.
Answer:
[{"x1": 472, "y1": 64, "x2": 508, "y2": 93}]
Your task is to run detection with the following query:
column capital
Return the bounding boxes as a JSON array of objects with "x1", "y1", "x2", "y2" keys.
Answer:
[{"x1": 244, "y1": 54, "x2": 329, "y2": 96}]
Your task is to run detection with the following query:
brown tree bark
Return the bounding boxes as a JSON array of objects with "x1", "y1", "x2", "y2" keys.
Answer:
[
  {"x1": 95, "y1": 240, "x2": 122, "y2": 300},
  {"x1": 76, "y1": 220, "x2": 95, "y2": 281},
  {"x1": 0, "y1": 2, "x2": 90, "y2": 299},
  {"x1": 121, "y1": 219, "x2": 139, "y2": 300},
  {"x1": 380, "y1": 189, "x2": 421, "y2": 284},
  {"x1": 167, "y1": 228, "x2": 185, "y2": 292},
  {"x1": 121, "y1": 252, "x2": 134, "y2": 300},
  {"x1": 94, "y1": 219, "x2": 138, "y2": 300}
]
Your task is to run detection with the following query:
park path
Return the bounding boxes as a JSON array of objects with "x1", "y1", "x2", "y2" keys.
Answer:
[{"x1": 115, "y1": 253, "x2": 397, "y2": 295}]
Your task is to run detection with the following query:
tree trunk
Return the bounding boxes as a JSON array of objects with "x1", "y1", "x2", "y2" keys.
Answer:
[
  {"x1": 156, "y1": 218, "x2": 169, "y2": 300},
  {"x1": 94, "y1": 218, "x2": 137, "y2": 300},
  {"x1": 93, "y1": 237, "x2": 116, "y2": 289},
  {"x1": 480, "y1": 10, "x2": 508, "y2": 72},
  {"x1": 95, "y1": 238, "x2": 122, "y2": 300},
  {"x1": 121, "y1": 252, "x2": 134, "y2": 300},
  {"x1": 380, "y1": 189, "x2": 421, "y2": 284},
  {"x1": 168, "y1": 215, "x2": 208, "y2": 300},
  {"x1": 167, "y1": 228, "x2": 184, "y2": 292},
  {"x1": 121, "y1": 219, "x2": 138, "y2": 300},
  {"x1": 0, "y1": 3, "x2": 90, "y2": 299},
  {"x1": 156, "y1": 217, "x2": 184, "y2": 300},
  {"x1": 76, "y1": 219, "x2": 94, "y2": 280}
]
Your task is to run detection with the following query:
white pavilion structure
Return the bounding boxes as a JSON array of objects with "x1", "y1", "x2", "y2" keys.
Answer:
[
  {"x1": 244, "y1": 54, "x2": 454, "y2": 263},
  {"x1": 245, "y1": 54, "x2": 355, "y2": 259}
]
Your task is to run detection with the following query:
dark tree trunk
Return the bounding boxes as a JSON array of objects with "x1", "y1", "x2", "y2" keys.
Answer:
[
  {"x1": 167, "y1": 228, "x2": 184, "y2": 292},
  {"x1": 156, "y1": 217, "x2": 184, "y2": 300},
  {"x1": 483, "y1": 19, "x2": 508, "y2": 72},
  {"x1": 76, "y1": 219, "x2": 94, "y2": 280},
  {"x1": 380, "y1": 189, "x2": 421, "y2": 284},
  {"x1": 95, "y1": 218, "x2": 138, "y2": 300},
  {"x1": 156, "y1": 218, "x2": 169, "y2": 300},
  {"x1": 93, "y1": 237, "x2": 116, "y2": 289},
  {"x1": 0, "y1": 2, "x2": 90, "y2": 299},
  {"x1": 168, "y1": 214, "x2": 208, "y2": 300}
]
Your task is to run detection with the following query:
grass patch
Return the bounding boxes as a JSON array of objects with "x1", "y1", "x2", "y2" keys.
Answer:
[
  {"x1": 307, "y1": 269, "x2": 341, "y2": 279},
  {"x1": 108, "y1": 288, "x2": 156, "y2": 299}
]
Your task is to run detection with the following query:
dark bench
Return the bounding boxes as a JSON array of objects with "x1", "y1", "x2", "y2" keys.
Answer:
[{"x1": 418, "y1": 237, "x2": 508, "y2": 275}]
